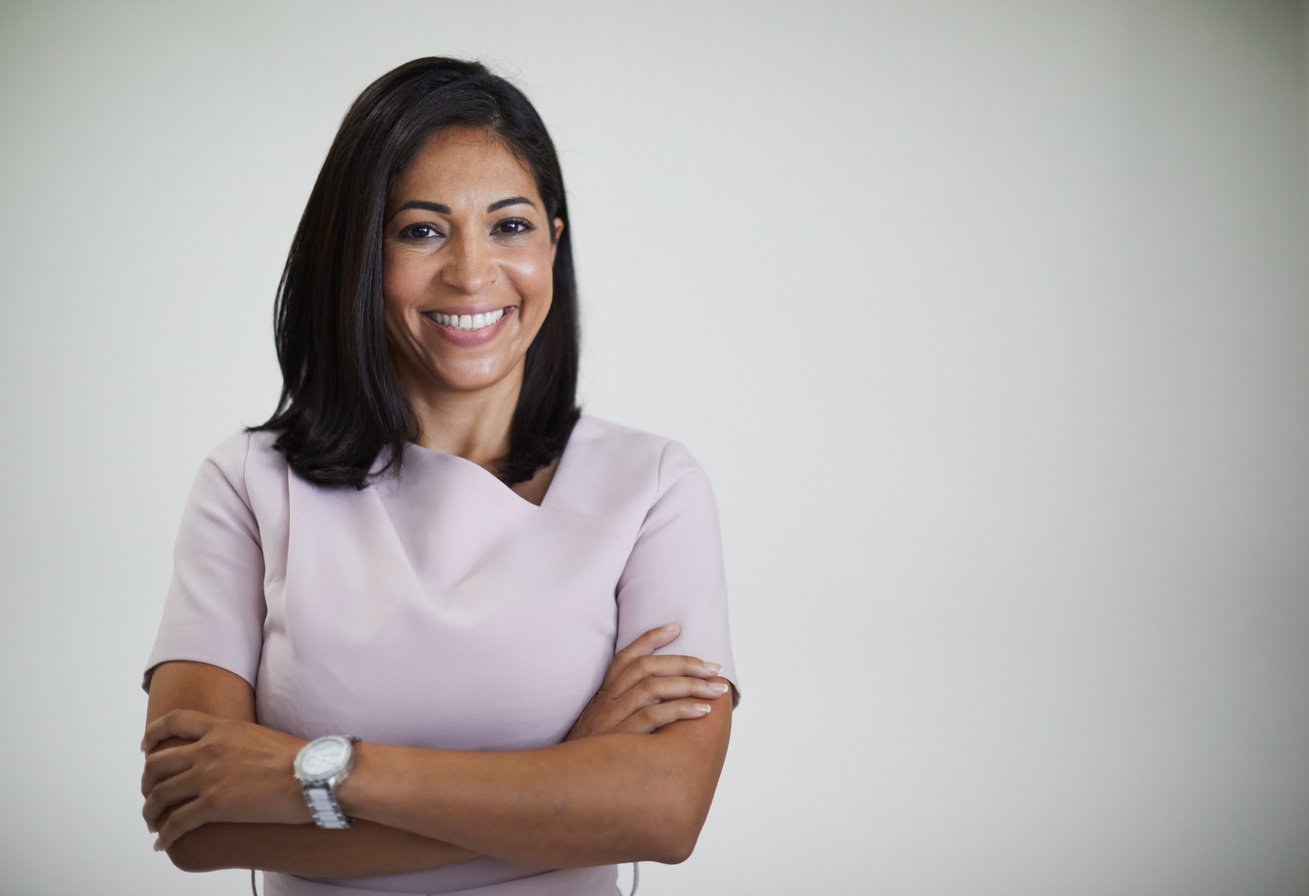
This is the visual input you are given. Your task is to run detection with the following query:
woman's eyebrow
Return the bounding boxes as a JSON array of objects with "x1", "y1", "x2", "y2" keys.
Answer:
[
  {"x1": 389, "y1": 199, "x2": 450, "y2": 221},
  {"x1": 487, "y1": 196, "x2": 537, "y2": 212},
  {"x1": 388, "y1": 197, "x2": 537, "y2": 220}
]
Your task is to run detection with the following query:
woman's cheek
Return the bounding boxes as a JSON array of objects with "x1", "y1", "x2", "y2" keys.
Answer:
[
  {"x1": 381, "y1": 247, "x2": 431, "y2": 301},
  {"x1": 504, "y1": 257, "x2": 554, "y2": 309}
]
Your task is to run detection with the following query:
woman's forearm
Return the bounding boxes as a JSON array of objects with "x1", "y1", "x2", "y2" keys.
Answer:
[
  {"x1": 337, "y1": 704, "x2": 732, "y2": 869},
  {"x1": 143, "y1": 660, "x2": 731, "y2": 873},
  {"x1": 150, "y1": 729, "x2": 480, "y2": 877},
  {"x1": 166, "y1": 819, "x2": 478, "y2": 876}
]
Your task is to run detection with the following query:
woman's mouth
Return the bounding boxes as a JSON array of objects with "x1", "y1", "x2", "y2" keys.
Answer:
[
  {"x1": 423, "y1": 308, "x2": 507, "y2": 331},
  {"x1": 420, "y1": 306, "x2": 515, "y2": 346}
]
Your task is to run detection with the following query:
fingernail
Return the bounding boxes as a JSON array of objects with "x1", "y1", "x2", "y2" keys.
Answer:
[
  {"x1": 702, "y1": 662, "x2": 721, "y2": 675},
  {"x1": 153, "y1": 839, "x2": 162, "y2": 852},
  {"x1": 710, "y1": 682, "x2": 730, "y2": 694},
  {"x1": 661, "y1": 623, "x2": 680, "y2": 634},
  {"x1": 693, "y1": 703, "x2": 712, "y2": 714}
]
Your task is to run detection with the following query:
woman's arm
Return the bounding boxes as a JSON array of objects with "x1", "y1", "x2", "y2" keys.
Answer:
[
  {"x1": 341, "y1": 689, "x2": 732, "y2": 867},
  {"x1": 146, "y1": 689, "x2": 732, "y2": 869},
  {"x1": 145, "y1": 622, "x2": 729, "y2": 874},
  {"x1": 146, "y1": 661, "x2": 478, "y2": 876}
]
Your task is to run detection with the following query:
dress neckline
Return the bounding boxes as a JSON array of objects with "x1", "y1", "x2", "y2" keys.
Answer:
[{"x1": 400, "y1": 417, "x2": 586, "y2": 512}]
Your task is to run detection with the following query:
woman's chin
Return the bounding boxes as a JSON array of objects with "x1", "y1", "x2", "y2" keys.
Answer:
[{"x1": 417, "y1": 359, "x2": 522, "y2": 399}]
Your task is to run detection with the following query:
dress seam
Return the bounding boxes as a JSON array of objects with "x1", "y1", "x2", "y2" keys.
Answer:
[{"x1": 238, "y1": 428, "x2": 262, "y2": 543}]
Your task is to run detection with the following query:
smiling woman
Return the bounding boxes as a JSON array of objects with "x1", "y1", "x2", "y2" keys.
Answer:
[
  {"x1": 139, "y1": 58, "x2": 739, "y2": 896},
  {"x1": 381, "y1": 128, "x2": 564, "y2": 461}
]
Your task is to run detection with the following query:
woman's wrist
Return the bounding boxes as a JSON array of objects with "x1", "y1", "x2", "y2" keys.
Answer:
[{"x1": 332, "y1": 739, "x2": 369, "y2": 816}]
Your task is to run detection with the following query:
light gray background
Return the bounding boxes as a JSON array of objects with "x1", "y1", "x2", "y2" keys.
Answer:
[{"x1": 1, "y1": 1, "x2": 1306, "y2": 894}]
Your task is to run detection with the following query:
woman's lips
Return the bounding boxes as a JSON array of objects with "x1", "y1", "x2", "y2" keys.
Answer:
[{"x1": 420, "y1": 306, "x2": 515, "y2": 347}]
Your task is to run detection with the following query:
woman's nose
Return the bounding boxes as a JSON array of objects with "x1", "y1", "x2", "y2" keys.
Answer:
[{"x1": 440, "y1": 234, "x2": 496, "y2": 293}]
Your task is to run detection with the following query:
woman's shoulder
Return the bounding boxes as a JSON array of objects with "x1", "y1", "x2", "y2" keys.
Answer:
[
  {"x1": 197, "y1": 427, "x2": 282, "y2": 467},
  {"x1": 574, "y1": 414, "x2": 700, "y2": 459},
  {"x1": 572, "y1": 414, "x2": 666, "y2": 449},
  {"x1": 188, "y1": 427, "x2": 288, "y2": 499},
  {"x1": 566, "y1": 415, "x2": 710, "y2": 500}
]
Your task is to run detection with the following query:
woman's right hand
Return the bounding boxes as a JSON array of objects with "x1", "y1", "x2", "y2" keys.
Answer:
[{"x1": 565, "y1": 622, "x2": 730, "y2": 740}]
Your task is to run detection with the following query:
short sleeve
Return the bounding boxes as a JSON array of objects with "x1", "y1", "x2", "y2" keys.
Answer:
[
  {"x1": 615, "y1": 441, "x2": 740, "y2": 705},
  {"x1": 142, "y1": 431, "x2": 266, "y2": 692}
]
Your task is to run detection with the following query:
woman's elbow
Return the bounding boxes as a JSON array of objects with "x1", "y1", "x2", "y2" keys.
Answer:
[
  {"x1": 165, "y1": 844, "x2": 212, "y2": 874},
  {"x1": 164, "y1": 829, "x2": 227, "y2": 873},
  {"x1": 651, "y1": 832, "x2": 698, "y2": 866},
  {"x1": 642, "y1": 794, "x2": 711, "y2": 865}
]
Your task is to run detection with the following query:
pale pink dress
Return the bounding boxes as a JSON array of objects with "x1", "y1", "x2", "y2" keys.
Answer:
[{"x1": 144, "y1": 416, "x2": 739, "y2": 895}]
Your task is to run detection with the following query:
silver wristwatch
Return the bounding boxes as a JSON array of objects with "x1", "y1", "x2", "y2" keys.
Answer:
[{"x1": 293, "y1": 735, "x2": 360, "y2": 829}]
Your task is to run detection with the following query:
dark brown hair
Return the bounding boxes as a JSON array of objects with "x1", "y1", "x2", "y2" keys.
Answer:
[{"x1": 249, "y1": 57, "x2": 580, "y2": 488}]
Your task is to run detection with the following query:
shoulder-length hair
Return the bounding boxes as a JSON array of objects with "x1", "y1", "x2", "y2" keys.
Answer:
[{"x1": 249, "y1": 57, "x2": 580, "y2": 489}]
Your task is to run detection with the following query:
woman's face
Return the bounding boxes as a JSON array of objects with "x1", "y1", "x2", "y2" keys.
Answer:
[{"x1": 381, "y1": 126, "x2": 563, "y2": 405}]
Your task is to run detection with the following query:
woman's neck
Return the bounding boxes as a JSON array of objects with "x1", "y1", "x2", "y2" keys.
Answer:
[{"x1": 403, "y1": 375, "x2": 522, "y2": 471}]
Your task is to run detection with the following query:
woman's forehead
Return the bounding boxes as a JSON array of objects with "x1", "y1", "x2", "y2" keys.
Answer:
[{"x1": 391, "y1": 127, "x2": 540, "y2": 206}]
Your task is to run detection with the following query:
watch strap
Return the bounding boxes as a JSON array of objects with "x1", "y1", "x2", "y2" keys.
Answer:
[{"x1": 301, "y1": 782, "x2": 352, "y2": 829}]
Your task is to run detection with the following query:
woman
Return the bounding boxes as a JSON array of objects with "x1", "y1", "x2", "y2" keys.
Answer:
[{"x1": 139, "y1": 57, "x2": 739, "y2": 896}]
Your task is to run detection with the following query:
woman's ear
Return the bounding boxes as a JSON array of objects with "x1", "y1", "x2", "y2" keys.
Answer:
[{"x1": 550, "y1": 218, "x2": 564, "y2": 264}]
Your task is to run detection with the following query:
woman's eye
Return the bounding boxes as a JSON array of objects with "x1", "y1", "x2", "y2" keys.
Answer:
[
  {"x1": 399, "y1": 223, "x2": 442, "y2": 240},
  {"x1": 495, "y1": 218, "x2": 535, "y2": 236}
]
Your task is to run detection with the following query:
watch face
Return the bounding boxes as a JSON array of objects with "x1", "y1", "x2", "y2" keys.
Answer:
[{"x1": 298, "y1": 737, "x2": 350, "y2": 780}]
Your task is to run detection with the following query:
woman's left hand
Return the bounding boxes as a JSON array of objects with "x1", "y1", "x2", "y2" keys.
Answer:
[
  {"x1": 565, "y1": 623, "x2": 728, "y2": 740},
  {"x1": 140, "y1": 709, "x2": 310, "y2": 851}
]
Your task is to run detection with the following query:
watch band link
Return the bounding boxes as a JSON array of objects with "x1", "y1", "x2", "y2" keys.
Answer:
[{"x1": 302, "y1": 783, "x2": 352, "y2": 829}]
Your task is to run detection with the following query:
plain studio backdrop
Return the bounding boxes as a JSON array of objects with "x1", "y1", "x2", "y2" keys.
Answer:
[{"x1": 1, "y1": 1, "x2": 1306, "y2": 894}]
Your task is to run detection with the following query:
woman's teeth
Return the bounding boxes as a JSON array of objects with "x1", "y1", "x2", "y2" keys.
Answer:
[{"x1": 427, "y1": 308, "x2": 506, "y2": 331}]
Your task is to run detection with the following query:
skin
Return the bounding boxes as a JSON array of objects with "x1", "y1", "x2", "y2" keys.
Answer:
[
  {"x1": 381, "y1": 125, "x2": 564, "y2": 477},
  {"x1": 141, "y1": 126, "x2": 735, "y2": 875},
  {"x1": 143, "y1": 626, "x2": 731, "y2": 873}
]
